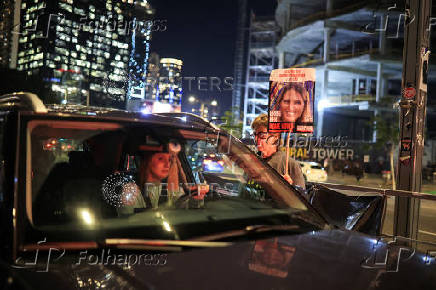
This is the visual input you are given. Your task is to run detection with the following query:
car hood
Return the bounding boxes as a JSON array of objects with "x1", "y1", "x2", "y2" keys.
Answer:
[{"x1": 10, "y1": 229, "x2": 436, "y2": 290}]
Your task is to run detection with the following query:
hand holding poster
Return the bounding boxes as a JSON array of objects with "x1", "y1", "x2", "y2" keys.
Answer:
[{"x1": 268, "y1": 68, "x2": 315, "y2": 133}]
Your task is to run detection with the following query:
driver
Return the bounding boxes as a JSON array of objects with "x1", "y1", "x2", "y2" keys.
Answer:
[{"x1": 118, "y1": 150, "x2": 183, "y2": 214}]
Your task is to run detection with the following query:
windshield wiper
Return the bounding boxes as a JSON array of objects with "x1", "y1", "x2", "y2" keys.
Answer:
[
  {"x1": 22, "y1": 239, "x2": 232, "y2": 252},
  {"x1": 189, "y1": 224, "x2": 300, "y2": 242},
  {"x1": 103, "y1": 238, "x2": 232, "y2": 250}
]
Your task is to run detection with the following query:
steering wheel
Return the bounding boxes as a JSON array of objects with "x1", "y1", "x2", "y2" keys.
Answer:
[{"x1": 174, "y1": 185, "x2": 210, "y2": 209}]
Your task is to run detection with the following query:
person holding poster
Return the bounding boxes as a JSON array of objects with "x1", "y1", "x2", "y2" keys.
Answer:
[
  {"x1": 268, "y1": 69, "x2": 315, "y2": 133},
  {"x1": 251, "y1": 114, "x2": 305, "y2": 189}
]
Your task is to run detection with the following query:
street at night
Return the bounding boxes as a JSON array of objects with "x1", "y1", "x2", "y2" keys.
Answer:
[{"x1": 1, "y1": 0, "x2": 436, "y2": 289}]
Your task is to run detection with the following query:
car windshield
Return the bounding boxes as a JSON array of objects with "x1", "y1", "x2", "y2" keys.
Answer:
[{"x1": 27, "y1": 119, "x2": 314, "y2": 243}]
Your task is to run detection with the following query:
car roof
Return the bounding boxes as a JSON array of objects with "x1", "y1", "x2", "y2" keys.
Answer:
[{"x1": 0, "y1": 92, "x2": 219, "y2": 131}]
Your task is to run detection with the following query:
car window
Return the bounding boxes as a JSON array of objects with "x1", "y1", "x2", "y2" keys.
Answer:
[{"x1": 26, "y1": 120, "x2": 311, "y2": 243}]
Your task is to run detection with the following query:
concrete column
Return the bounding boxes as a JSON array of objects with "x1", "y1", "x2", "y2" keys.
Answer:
[
  {"x1": 287, "y1": 3, "x2": 292, "y2": 31},
  {"x1": 379, "y1": 14, "x2": 386, "y2": 55},
  {"x1": 326, "y1": 0, "x2": 334, "y2": 14},
  {"x1": 366, "y1": 78, "x2": 371, "y2": 95},
  {"x1": 373, "y1": 62, "x2": 384, "y2": 142},
  {"x1": 278, "y1": 51, "x2": 285, "y2": 69},
  {"x1": 323, "y1": 69, "x2": 329, "y2": 99},
  {"x1": 323, "y1": 29, "x2": 331, "y2": 63},
  {"x1": 323, "y1": 0, "x2": 333, "y2": 63},
  {"x1": 317, "y1": 69, "x2": 329, "y2": 137},
  {"x1": 376, "y1": 62, "x2": 384, "y2": 102},
  {"x1": 354, "y1": 78, "x2": 359, "y2": 95}
]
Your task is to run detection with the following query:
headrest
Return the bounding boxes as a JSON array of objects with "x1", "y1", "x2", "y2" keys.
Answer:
[{"x1": 68, "y1": 151, "x2": 94, "y2": 168}]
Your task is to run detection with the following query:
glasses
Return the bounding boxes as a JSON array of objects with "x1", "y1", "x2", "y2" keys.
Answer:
[
  {"x1": 253, "y1": 132, "x2": 268, "y2": 140},
  {"x1": 252, "y1": 132, "x2": 279, "y2": 145}
]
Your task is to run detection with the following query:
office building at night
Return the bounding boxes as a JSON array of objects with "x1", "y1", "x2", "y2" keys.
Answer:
[
  {"x1": 125, "y1": 1, "x2": 155, "y2": 111},
  {"x1": 0, "y1": 0, "x2": 19, "y2": 68},
  {"x1": 155, "y1": 57, "x2": 182, "y2": 111},
  {"x1": 138, "y1": 56, "x2": 183, "y2": 113},
  {"x1": 16, "y1": 0, "x2": 154, "y2": 108},
  {"x1": 158, "y1": 58, "x2": 182, "y2": 104},
  {"x1": 144, "y1": 51, "x2": 160, "y2": 100}
]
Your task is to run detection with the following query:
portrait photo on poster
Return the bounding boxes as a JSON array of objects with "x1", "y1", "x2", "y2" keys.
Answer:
[{"x1": 268, "y1": 68, "x2": 315, "y2": 133}]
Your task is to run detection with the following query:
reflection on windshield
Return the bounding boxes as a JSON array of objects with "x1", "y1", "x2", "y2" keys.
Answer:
[
  {"x1": 28, "y1": 120, "x2": 309, "y2": 242},
  {"x1": 249, "y1": 238, "x2": 296, "y2": 278}
]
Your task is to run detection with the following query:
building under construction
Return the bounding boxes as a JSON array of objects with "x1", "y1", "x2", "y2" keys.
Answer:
[
  {"x1": 241, "y1": 15, "x2": 279, "y2": 137},
  {"x1": 274, "y1": 0, "x2": 436, "y2": 142}
]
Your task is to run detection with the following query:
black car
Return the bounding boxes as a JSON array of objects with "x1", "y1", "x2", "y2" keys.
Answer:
[{"x1": 1, "y1": 93, "x2": 435, "y2": 290}]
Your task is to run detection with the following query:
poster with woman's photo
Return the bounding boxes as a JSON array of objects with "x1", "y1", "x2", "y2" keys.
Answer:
[{"x1": 268, "y1": 68, "x2": 315, "y2": 133}]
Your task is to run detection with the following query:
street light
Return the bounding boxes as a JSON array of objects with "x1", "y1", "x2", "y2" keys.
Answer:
[
  {"x1": 188, "y1": 95, "x2": 196, "y2": 103},
  {"x1": 187, "y1": 96, "x2": 218, "y2": 119}
]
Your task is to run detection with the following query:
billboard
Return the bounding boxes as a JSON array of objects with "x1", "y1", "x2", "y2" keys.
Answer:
[{"x1": 268, "y1": 68, "x2": 315, "y2": 133}]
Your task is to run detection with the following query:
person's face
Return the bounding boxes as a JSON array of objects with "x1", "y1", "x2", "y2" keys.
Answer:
[
  {"x1": 148, "y1": 153, "x2": 171, "y2": 181},
  {"x1": 254, "y1": 126, "x2": 278, "y2": 159},
  {"x1": 280, "y1": 88, "x2": 305, "y2": 123}
]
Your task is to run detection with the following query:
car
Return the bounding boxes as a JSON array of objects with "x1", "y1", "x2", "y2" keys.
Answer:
[
  {"x1": 202, "y1": 154, "x2": 225, "y2": 173},
  {"x1": 423, "y1": 163, "x2": 436, "y2": 182},
  {"x1": 1, "y1": 93, "x2": 436, "y2": 290},
  {"x1": 299, "y1": 161, "x2": 328, "y2": 182}
]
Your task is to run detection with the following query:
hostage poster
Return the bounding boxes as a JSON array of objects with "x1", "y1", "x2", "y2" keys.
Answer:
[{"x1": 268, "y1": 68, "x2": 315, "y2": 133}]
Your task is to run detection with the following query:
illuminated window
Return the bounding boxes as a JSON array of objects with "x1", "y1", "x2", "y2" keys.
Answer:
[
  {"x1": 55, "y1": 47, "x2": 69, "y2": 56},
  {"x1": 91, "y1": 70, "x2": 106, "y2": 78},
  {"x1": 90, "y1": 83, "x2": 103, "y2": 92},
  {"x1": 55, "y1": 39, "x2": 66, "y2": 47},
  {"x1": 96, "y1": 57, "x2": 105, "y2": 64},
  {"x1": 59, "y1": 2, "x2": 72, "y2": 13},
  {"x1": 73, "y1": 7, "x2": 85, "y2": 16}
]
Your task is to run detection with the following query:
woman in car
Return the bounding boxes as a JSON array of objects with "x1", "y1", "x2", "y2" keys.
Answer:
[
  {"x1": 118, "y1": 151, "x2": 183, "y2": 214},
  {"x1": 118, "y1": 149, "x2": 209, "y2": 214}
]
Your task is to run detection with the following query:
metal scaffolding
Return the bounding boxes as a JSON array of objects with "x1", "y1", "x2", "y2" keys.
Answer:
[
  {"x1": 231, "y1": 0, "x2": 247, "y2": 123},
  {"x1": 242, "y1": 15, "x2": 278, "y2": 137}
]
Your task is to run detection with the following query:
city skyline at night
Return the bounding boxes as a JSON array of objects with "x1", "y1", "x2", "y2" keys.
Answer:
[{"x1": 15, "y1": 0, "x2": 154, "y2": 108}]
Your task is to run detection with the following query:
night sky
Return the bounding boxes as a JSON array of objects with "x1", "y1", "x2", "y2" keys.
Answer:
[{"x1": 149, "y1": 0, "x2": 276, "y2": 115}]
